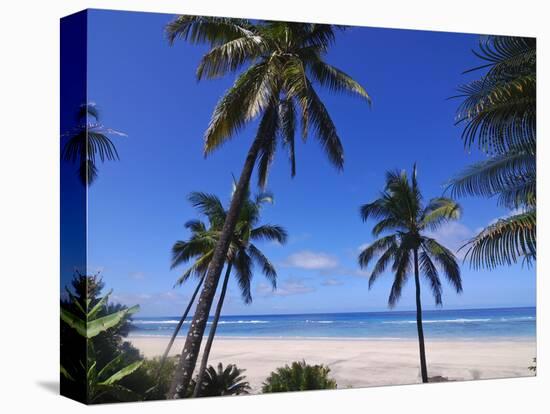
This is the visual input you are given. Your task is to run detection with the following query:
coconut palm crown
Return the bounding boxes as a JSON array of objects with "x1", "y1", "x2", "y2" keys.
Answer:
[
  {"x1": 62, "y1": 103, "x2": 126, "y2": 186},
  {"x1": 171, "y1": 188, "x2": 287, "y2": 302},
  {"x1": 358, "y1": 165, "x2": 463, "y2": 382},
  {"x1": 166, "y1": 18, "x2": 371, "y2": 187}
]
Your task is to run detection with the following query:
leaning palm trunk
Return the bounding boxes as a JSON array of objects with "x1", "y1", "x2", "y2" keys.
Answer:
[
  {"x1": 193, "y1": 263, "x2": 232, "y2": 397},
  {"x1": 413, "y1": 249, "x2": 428, "y2": 383},
  {"x1": 157, "y1": 277, "x2": 204, "y2": 381},
  {"x1": 168, "y1": 139, "x2": 262, "y2": 398}
]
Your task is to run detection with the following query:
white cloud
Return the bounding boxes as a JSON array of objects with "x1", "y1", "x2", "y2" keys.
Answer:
[
  {"x1": 425, "y1": 221, "x2": 474, "y2": 259},
  {"x1": 321, "y1": 278, "x2": 344, "y2": 286},
  {"x1": 283, "y1": 250, "x2": 339, "y2": 270},
  {"x1": 129, "y1": 271, "x2": 145, "y2": 280},
  {"x1": 111, "y1": 291, "x2": 188, "y2": 308},
  {"x1": 257, "y1": 278, "x2": 316, "y2": 297}
]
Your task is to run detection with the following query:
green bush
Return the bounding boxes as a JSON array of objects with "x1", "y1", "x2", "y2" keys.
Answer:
[
  {"x1": 121, "y1": 356, "x2": 178, "y2": 400},
  {"x1": 262, "y1": 360, "x2": 337, "y2": 393}
]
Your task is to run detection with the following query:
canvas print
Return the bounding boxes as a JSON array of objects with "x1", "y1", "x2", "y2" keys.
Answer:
[{"x1": 60, "y1": 9, "x2": 536, "y2": 404}]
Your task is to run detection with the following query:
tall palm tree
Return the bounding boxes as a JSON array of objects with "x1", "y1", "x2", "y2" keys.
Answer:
[
  {"x1": 165, "y1": 188, "x2": 287, "y2": 397},
  {"x1": 358, "y1": 165, "x2": 463, "y2": 383},
  {"x1": 165, "y1": 17, "x2": 370, "y2": 396},
  {"x1": 449, "y1": 36, "x2": 536, "y2": 269},
  {"x1": 62, "y1": 103, "x2": 126, "y2": 186}
]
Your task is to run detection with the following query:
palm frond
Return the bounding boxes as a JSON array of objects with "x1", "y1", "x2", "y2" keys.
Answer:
[
  {"x1": 256, "y1": 103, "x2": 280, "y2": 188},
  {"x1": 196, "y1": 34, "x2": 266, "y2": 80},
  {"x1": 173, "y1": 251, "x2": 213, "y2": 287},
  {"x1": 454, "y1": 36, "x2": 535, "y2": 154},
  {"x1": 278, "y1": 98, "x2": 297, "y2": 177},
  {"x1": 308, "y1": 58, "x2": 371, "y2": 103},
  {"x1": 388, "y1": 247, "x2": 411, "y2": 308},
  {"x1": 248, "y1": 243, "x2": 277, "y2": 289},
  {"x1": 368, "y1": 243, "x2": 398, "y2": 288},
  {"x1": 250, "y1": 224, "x2": 288, "y2": 244},
  {"x1": 419, "y1": 251, "x2": 442, "y2": 305},
  {"x1": 422, "y1": 238, "x2": 462, "y2": 293},
  {"x1": 171, "y1": 238, "x2": 216, "y2": 270},
  {"x1": 359, "y1": 198, "x2": 392, "y2": 222},
  {"x1": 184, "y1": 219, "x2": 207, "y2": 233},
  {"x1": 188, "y1": 192, "x2": 226, "y2": 226},
  {"x1": 166, "y1": 16, "x2": 254, "y2": 46},
  {"x1": 301, "y1": 79, "x2": 344, "y2": 169},
  {"x1": 232, "y1": 250, "x2": 253, "y2": 304},
  {"x1": 420, "y1": 197, "x2": 462, "y2": 231},
  {"x1": 448, "y1": 146, "x2": 535, "y2": 207},
  {"x1": 203, "y1": 62, "x2": 276, "y2": 154},
  {"x1": 358, "y1": 235, "x2": 397, "y2": 269},
  {"x1": 462, "y1": 210, "x2": 536, "y2": 269}
]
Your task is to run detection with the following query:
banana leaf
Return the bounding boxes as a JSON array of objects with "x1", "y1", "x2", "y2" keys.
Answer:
[
  {"x1": 99, "y1": 360, "x2": 143, "y2": 386},
  {"x1": 60, "y1": 308, "x2": 86, "y2": 337},
  {"x1": 85, "y1": 305, "x2": 139, "y2": 338}
]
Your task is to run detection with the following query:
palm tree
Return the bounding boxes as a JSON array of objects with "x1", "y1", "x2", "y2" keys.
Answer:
[
  {"x1": 165, "y1": 18, "x2": 370, "y2": 396},
  {"x1": 165, "y1": 188, "x2": 287, "y2": 397},
  {"x1": 195, "y1": 363, "x2": 251, "y2": 397},
  {"x1": 62, "y1": 103, "x2": 126, "y2": 186},
  {"x1": 448, "y1": 36, "x2": 536, "y2": 269},
  {"x1": 358, "y1": 165, "x2": 463, "y2": 383}
]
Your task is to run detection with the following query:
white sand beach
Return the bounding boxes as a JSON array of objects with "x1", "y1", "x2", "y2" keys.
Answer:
[{"x1": 129, "y1": 337, "x2": 536, "y2": 392}]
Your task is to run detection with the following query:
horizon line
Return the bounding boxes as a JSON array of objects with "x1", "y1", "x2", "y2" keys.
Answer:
[{"x1": 136, "y1": 305, "x2": 536, "y2": 319}]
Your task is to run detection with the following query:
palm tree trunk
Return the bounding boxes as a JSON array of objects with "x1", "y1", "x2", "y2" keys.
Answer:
[
  {"x1": 167, "y1": 138, "x2": 262, "y2": 398},
  {"x1": 156, "y1": 277, "x2": 204, "y2": 381},
  {"x1": 192, "y1": 263, "x2": 232, "y2": 397},
  {"x1": 413, "y1": 248, "x2": 429, "y2": 383}
]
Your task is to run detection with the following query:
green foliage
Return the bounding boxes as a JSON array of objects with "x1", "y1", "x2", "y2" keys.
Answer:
[
  {"x1": 60, "y1": 273, "x2": 144, "y2": 403},
  {"x1": 195, "y1": 363, "x2": 251, "y2": 397},
  {"x1": 60, "y1": 291, "x2": 139, "y2": 339},
  {"x1": 86, "y1": 355, "x2": 143, "y2": 403},
  {"x1": 172, "y1": 187, "x2": 288, "y2": 302},
  {"x1": 62, "y1": 103, "x2": 125, "y2": 186},
  {"x1": 359, "y1": 165, "x2": 463, "y2": 307},
  {"x1": 121, "y1": 357, "x2": 179, "y2": 401},
  {"x1": 449, "y1": 36, "x2": 536, "y2": 268},
  {"x1": 166, "y1": 18, "x2": 371, "y2": 187},
  {"x1": 262, "y1": 360, "x2": 337, "y2": 393}
]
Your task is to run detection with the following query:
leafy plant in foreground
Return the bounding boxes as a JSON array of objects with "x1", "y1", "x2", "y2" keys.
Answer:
[
  {"x1": 60, "y1": 274, "x2": 143, "y2": 403},
  {"x1": 262, "y1": 360, "x2": 337, "y2": 393}
]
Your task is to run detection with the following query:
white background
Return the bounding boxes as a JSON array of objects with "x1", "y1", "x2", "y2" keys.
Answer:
[{"x1": 0, "y1": 0, "x2": 547, "y2": 412}]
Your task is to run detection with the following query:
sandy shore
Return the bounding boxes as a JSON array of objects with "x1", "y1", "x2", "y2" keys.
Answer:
[{"x1": 129, "y1": 336, "x2": 536, "y2": 392}]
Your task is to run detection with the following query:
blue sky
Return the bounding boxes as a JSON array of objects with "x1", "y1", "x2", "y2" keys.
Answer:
[{"x1": 78, "y1": 9, "x2": 535, "y2": 316}]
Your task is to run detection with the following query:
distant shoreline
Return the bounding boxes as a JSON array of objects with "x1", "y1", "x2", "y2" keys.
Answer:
[
  {"x1": 127, "y1": 334, "x2": 535, "y2": 342},
  {"x1": 136, "y1": 305, "x2": 536, "y2": 319}
]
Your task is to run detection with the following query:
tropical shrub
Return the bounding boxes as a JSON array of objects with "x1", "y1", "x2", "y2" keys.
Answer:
[
  {"x1": 262, "y1": 361, "x2": 337, "y2": 393},
  {"x1": 121, "y1": 356, "x2": 179, "y2": 401},
  {"x1": 193, "y1": 363, "x2": 251, "y2": 397},
  {"x1": 60, "y1": 273, "x2": 145, "y2": 403}
]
